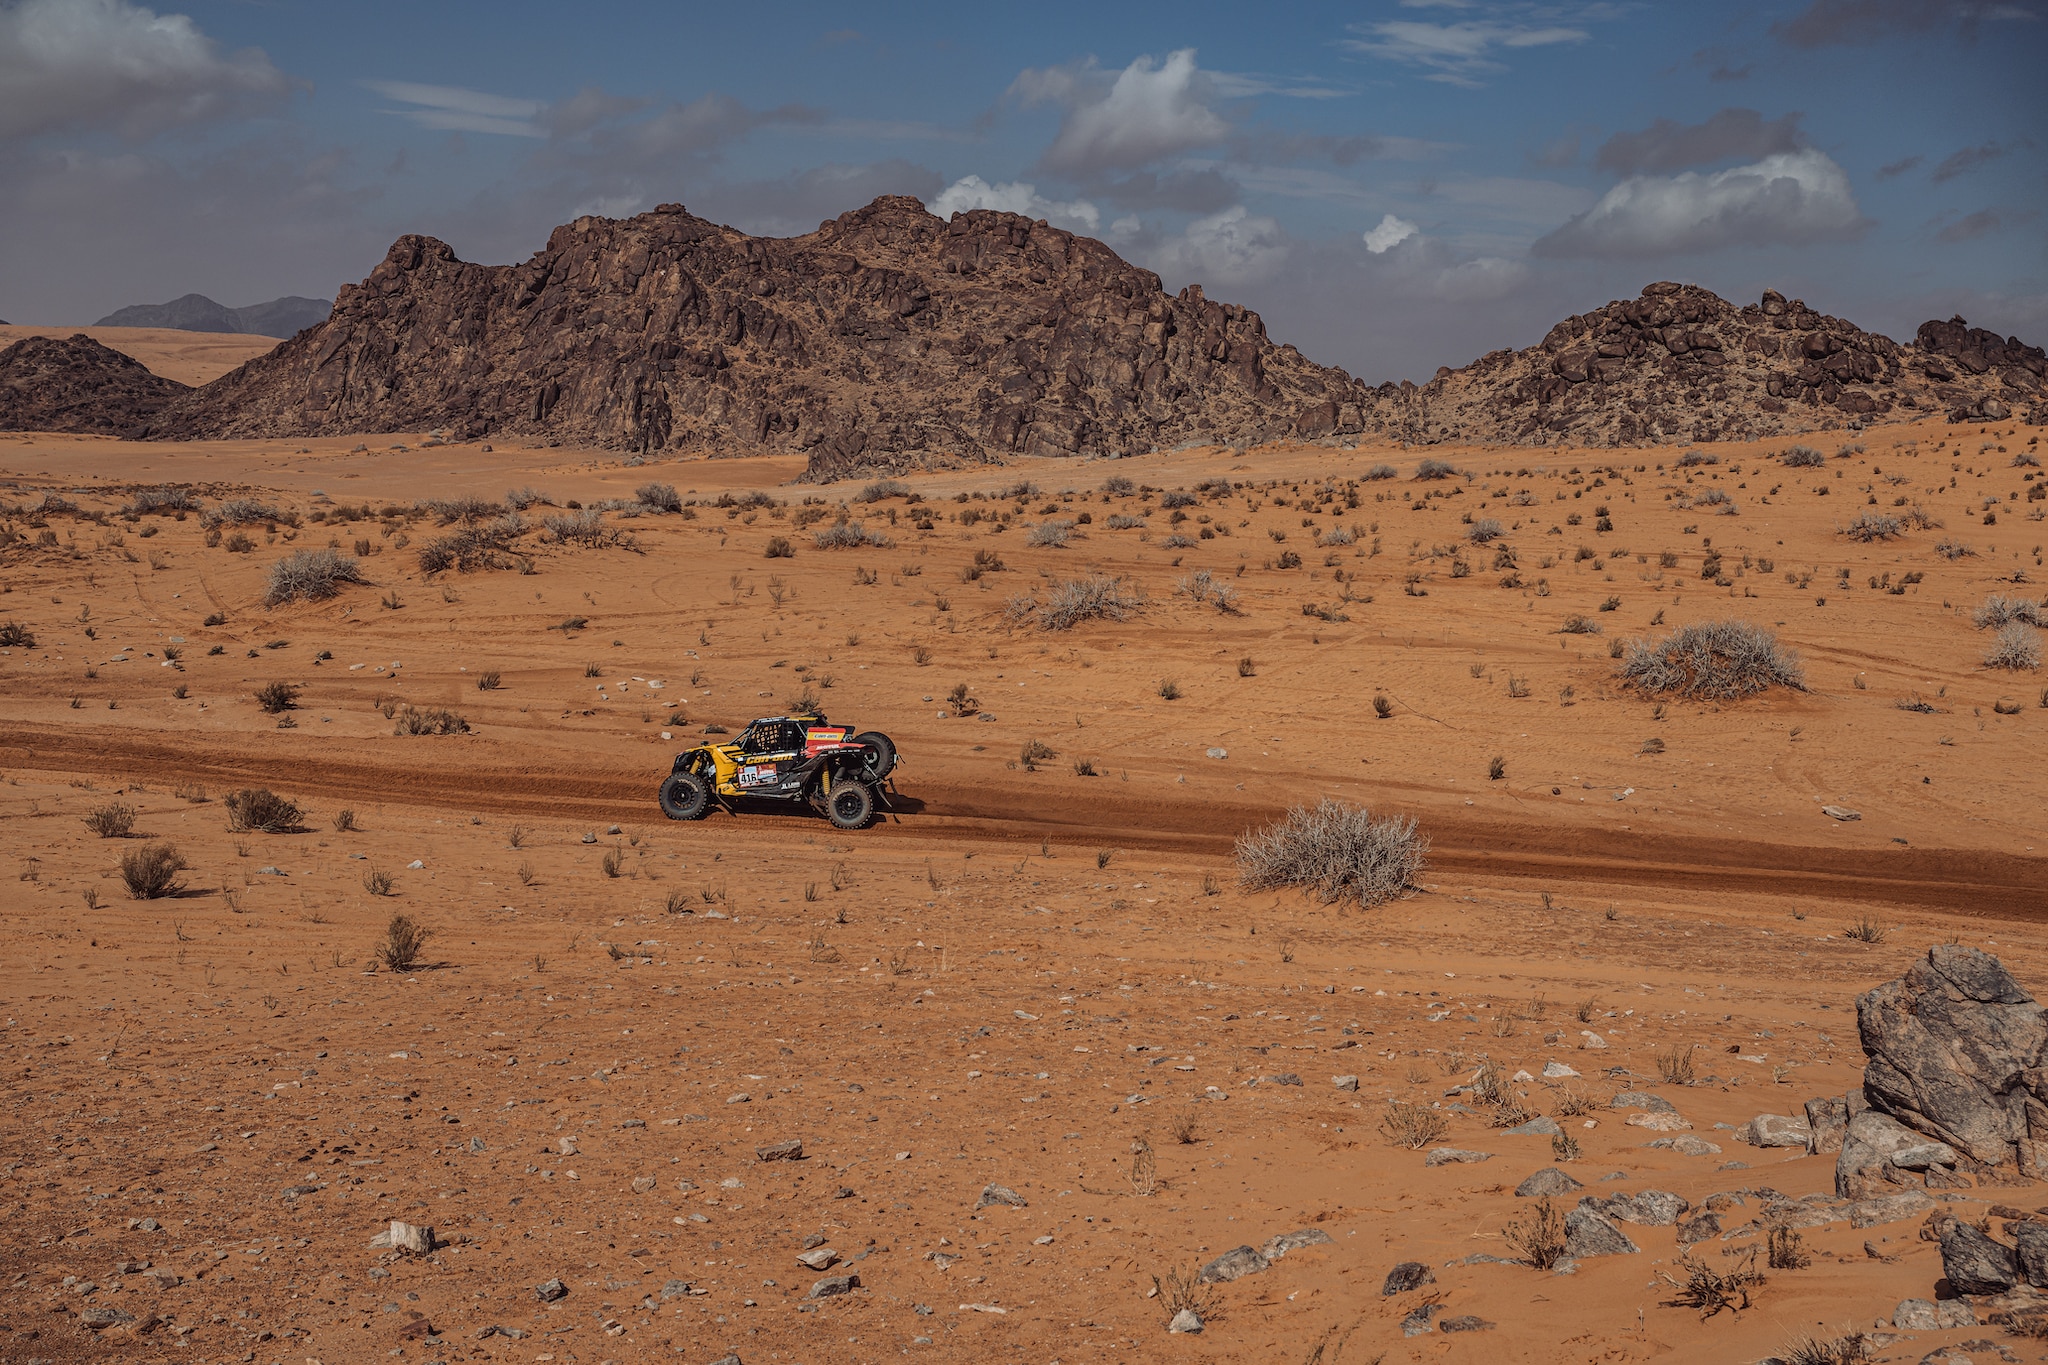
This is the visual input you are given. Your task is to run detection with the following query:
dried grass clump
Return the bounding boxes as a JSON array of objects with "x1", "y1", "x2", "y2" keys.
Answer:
[
  {"x1": 376, "y1": 912, "x2": 432, "y2": 972},
  {"x1": 1986, "y1": 623, "x2": 2042, "y2": 671},
  {"x1": 393, "y1": 705, "x2": 471, "y2": 735},
  {"x1": 1617, "y1": 620, "x2": 1805, "y2": 700},
  {"x1": 418, "y1": 514, "x2": 525, "y2": 573},
  {"x1": 423, "y1": 495, "x2": 497, "y2": 523},
  {"x1": 254, "y1": 680, "x2": 298, "y2": 713},
  {"x1": 1974, "y1": 594, "x2": 2044, "y2": 629},
  {"x1": 1503, "y1": 1197, "x2": 1569, "y2": 1269},
  {"x1": 1236, "y1": 798, "x2": 1428, "y2": 909},
  {"x1": 1777, "y1": 1334, "x2": 1868, "y2": 1365},
  {"x1": 201, "y1": 497, "x2": 283, "y2": 529},
  {"x1": 1662, "y1": 1248, "x2": 1764, "y2": 1320},
  {"x1": 1026, "y1": 519, "x2": 1074, "y2": 547},
  {"x1": 82, "y1": 802, "x2": 136, "y2": 838},
  {"x1": 127, "y1": 485, "x2": 200, "y2": 514},
  {"x1": 1467, "y1": 518, "x2": 1505, "y2": 544},
  {"x1": 814, "y1": 522, "x2": 892, "y2": 550},
  {"x1": 120, "y1": 841, "x2": 187, "y2": 899},
  {"x1": 543, "y1": 508, "x2": 609, "y2": 545},
  {"x1": 225, "y1": 788, "x2": 301, "y2": 833},
  {"x1": 1780, "y1": 445, "x2": 1826, "y2": 468},
  {"x1": 1364, "y1": 463, "x2": 1398, "y2": 480},
  {"x1": 1675, "y1": 450, "x2": 1717, "y2": 468},
  {"x1": 855, "y1": 479, "x2": 910, "y2": 503},
  {"x1": 1841, "y1": 511, "x2": 1903, "y2": 542},
  {"x1": 263, "y1": 548, "x2": 364, "y2": 606},
  {"x1": 633, "y1": 483, "x2": 682, "y2": 513},
  {"x1": 1378, "y1": 1099, "x2": 1448, "y2": 1150},
  {"x1": 0, "y1": 621, "x2": 35, "y2": 647},
  {"x1": 1026, "y1": 574, "x2": 1143, "y2": 631}
]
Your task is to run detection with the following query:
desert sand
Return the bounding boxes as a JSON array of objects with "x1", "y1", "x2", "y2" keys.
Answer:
[
  {"x1": 0, "y1": 326, "x2": 280, "y2": 389},
  {"x1": 2, "y1": 416, "x2": 2046, "y2": 1364}
]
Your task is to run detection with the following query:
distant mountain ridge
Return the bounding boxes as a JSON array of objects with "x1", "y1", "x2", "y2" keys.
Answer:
[{"x1": 93, "y1": 293, "x2": 331, "y2": 338}]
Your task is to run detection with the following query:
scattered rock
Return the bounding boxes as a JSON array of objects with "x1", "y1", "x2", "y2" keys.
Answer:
[
  {"x1": 1441, "y1": 1315, "x2": 1495, "y2": 1332},
  {"x1": 2016, "y1": 1222, "x2": 2048, "y2": 1287},
  {"x1": 1612, "y1": 1091, "x2": 1676, "y2": 1113},
  {"x1": 535, "y1": 1278, "x2": 568, "y2": 1303},
  {"x1": 1940, "y1": 1218, "x2": 2019, "y2": 1295},
  {"x1": 1847, "y1": 1191, "x2": 1936, "y2": 1228},
  {"x1": 1401, "y1": 1302, "x2": 1441, "y2": 1336},
  {"x1": 756, "y1": 1139, "x2": 803, "y2": 1162},
  {"x1": 1516, "y1": 1168, "x2": 1584, "y2": 1198},
  {"x1": 1196, "y1": 1246, "x2": 1270, "y2": 1284},
  {"x1": 659, "y1": 1278, "x2": 691, "y2": 1300},
  {"x1": 1564, "y1": 1208, "x2": 1640, "y2": 1258},
  {"x1": 796, "y1": 1249, "x2": 837, "y2": 1271},
  {"x1": 807, "y1": 1273, "x2": 859, "y2": 1299},
  {"x1": 1168, "y1": 1307, "x2": 1203, "y2": 1334},
  {"x1": 1261, "y1": 1229, "x2": 1334, "y2": 1260},
  {"x1": 1425, "y1": 1147, "x2": 1493, "y2": 1166},
  {"x1": 1738, "y1": 1114, "x2": 1814, "y2": 1148},
  {"x1": 1382, "y1": 1261, "x2": 1437, "y2": 1295},
  {"x1": 1332, "y1": 1075, "x2": 1360, "y2": 1091},
  {"x1": 630, "y1": 1176, "x2": 657, "y2": 1194},
  {"x1": 1822, "y1": 805, "x2": 1861, "y2": 821},
  {"x1": 1646, "y1": 1134, "x2": 1724, "y2": 1156},
  {"x1": 976, "y1": 1183, "x2": 1026, "y2": 1209},
  {"x1": 1502, "y1": 1116, "x2": 1564, "y2": 1137},
  {"x1": 1627, "y1": 1112, "x2": 1693, "y2": 1132},
  {"x1": 80, "y1": 1306, "x2": 135, "y2": 1330},
  {"x1": 1838, "y1": 1109, "x2": 1961, "y2": 1197},
  {"x1": 1541, "y1": 1062, "x2": 1580, "y2": 1079},
  {"x1": 1805, "y1": 1095, "x2": 1850, "y2": 1154},
  {"x1": 387, "y1": 1220, "x2": 433, "y2": 1255},
  {"x1": 1676, "y1": 1212, "x2": 1722, "y2": 1246},
  {"x1": 1597, "y1": 1190, "x2": 1689, "y2": 1226}
]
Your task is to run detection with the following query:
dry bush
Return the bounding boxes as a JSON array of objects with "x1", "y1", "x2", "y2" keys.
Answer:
[
  {"x1": 1844, "y1": 916, "x2": 1887, "y2": 943},
  {"x1": 362, "y1": 868, "x2": 395, "y2": 896},
  {"x1": 1019, "y1": 737, "x2": 1057, "y2": 771},
  {"x1": 254, "y1": 680, "x2": 298, "y2": 714},
  {"x1": 425, "y1": 495, "x2": 496, "y2": 522},
  {"x1": 1768, "y1": 1226, "x2": 1811, "y2": 1270},
  {"x1": 1169, "y1": 1111, "x2": 1199, "y2": 1145},
  {"x1": 1467, "y1": 518, "x2": 1505, "y2": 543},
  {"x1": 418, "y1": 514, "x2": 525, "y2": 573},
  {"x1": 332, "y1": 808, "x2": 358, "y2": 832},
  {"x1": 1934, "y1": 535, "x2": 1975, "y2": 559},
  {"x1": 1377, "y1": 1099, "x2": 1448, "y2": 1150},
  {"x1": 1780, "y1": 445, "x2": 1826, "y2": 468},
  {"x1": 375, "y1": 913, "x2": 432, "y2": 972},
  {"x1": 1841, "y1": 511, "x2": 1903, "y2": 542},
  {"x1": 0, "y1": 620, "x2": 35, "y2": 648},
  {"x1": 82, "y1": 802, "x2": 136, "y2": 838},
  {"x1": 1662, "y1": 1248, "x2": 1764, "y2": 1319},
  {"x1": 1034, "y1": 575, "x2": 1143, "y2": 631},
  {"x1": 120, "y1": 841, "x2": 186, "y2": 899},
  {"x1": 1150, "y1": 1264, "x2": 1220, "y2": 1324},
  {"x1": 201, "y1": 497, "x2": 283, "y2": 529},
  {"x1": 634, "y1": 483, "x2": 682, "y2": 513},
  {"x1": 225, "y1": 788, "x2": 301, "y2": 833},
  {"x1": 393, "y1": 706, "x2": 471, "y2": 736},
  {"x1": 1236, "y1": 798, "x2": 1428, "y2": 909},
  {"x1": 1974, "y1": 594, "x2": 2044, "y2": 629},
  {"x1": 1414, "y1": 458, "x2": 1458, "y2": 480},
  {"x1": 764, "y1": 536, "x2": 794, "y2": 558},
  {"x1": 1985, "y1": 623, "x2": 2042, "y2": 671},
  {"x1": 1656, "y1": 1045, "x2": 1697, "y2": 1085},
  {"x1": 856, "y1": 478, "x2": 909, "y2": 503},
  {"x1": 476, "y1": 670, "x2": 501, "y2": 691},
  {"x1": 814, "y1": 522, "x2": 892, "y2": 549},
  {"x1": 1503, "y1": 1197, "x2": 1569, "y2": 1269},
  {"x1": 1559, "y1": 613, "x2": 1602, "y2": 634},
  {"x1": 264, "y1": 548, "x2": 364, "y2": 606},
  {"x1": 505, "y1": 486, "x2": 551, "y2": 510},
  {"x1": 127, "y1": 485, "x2": 200, "y2": 514},
  {"x1": 1617, "y1": 620, "x2": 1805, "y2": 700},
  {"x1": 1777, "y1": 1334, "x2": 1869, "y2": 1365},
  {"x1": 1550, "y1": 1086, "x2": 1594, "y2": 1118},
  {"x1": 1675, "y1": 450, "x2": 1717, "y2": 468},
  {"x1": 543, "y1": 508, "x2": 607, "y2": 544},
  {"x1": 1026, "y1": 519, "x2": 1074, "y2": 547}
]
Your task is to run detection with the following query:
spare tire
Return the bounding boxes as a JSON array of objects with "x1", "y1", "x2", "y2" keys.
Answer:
[
  {"x1": 658, "y1": 769, "x2": 711, "y2": 821},
  {"x1": 853, "y1": 730, "x2": 896, "y2": 780},
  {"x1": 825, "y1": 779, "x2": 875, "y2": 830}
]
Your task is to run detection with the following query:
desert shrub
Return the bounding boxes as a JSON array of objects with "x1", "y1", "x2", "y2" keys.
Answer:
[
  {"x1": 1974, "y1": 594, "x2": 2044, "y2": 629},
  {"x1": 1378, "y1": 1099, "x2": 1448, "y2": 1150},
  {"x1": 764, "y1": 535, "x2": 794, "y2": 558},
  {"x1": 543, "y1": 508, "x2": 607, "y2": 545},
  {"x1": 225, "y1": 788, "x2": 301, "y2": 832},
  {"x1": 1675, "y1": 450, "x2": 1717, "y2": 468},
  {"x1": 1664, "y1": 1249, "x2": 1764, "y2": 1320},
  {"x1": 1236, "y1": 798, "x2": 1427, "y2": 908},
  {"x1": 362, "y1": 868, "x2": 395, "y2": 896},
  {"x1": 264, "y1": 548, "x2": 364, "y2": 606},
  {"x1": 0, "y1": 621, "x2": 35, "y2": 648},
  {"x1": 1934, "y1": 536, "x2": 1976, "y2": 560},
  {"x1": 419, "y1": 514, "x2": 525, "y2": 573},
  {"x1": 1026, "y1": 519, "x2": 1073, "y2": 547},
  {"x1": 120, "y1": 841, "x2": 186, "y2": 899},
  {"x1": 1656, "y1": 1045, "x2": 1696, "y2": 1085},
  {"x1": 82, "y1": 802, "x2": 136, "y2": 838},
  {"x1": 1986, "y1": 623, "x2": 2042, "y2": 671},
  {"x1": 1617, "y1": 620, "x2": 1805, "y2": 700},
  {"x1": 1100, "y1": 475, "x2": 1135, "y2": 496},
  {"x1": 634, "y1": 483, "x2": 682, "y2": 513},
  {"x1": 1467, "y1": 518, "x2": 1505, "y2": 544},
  {"x1": 1363, "y1": 463, "x2": 1397, "y2": 480},
  {"x1": 1503, "y1": 1197, "x2": 1569, "y2": 1269},
  {"x1": 1693, "y1": 487, "x2": 1733, "y2": 508},
  {"x1": 1414, "y1": 458, "x2": 1458, "y2": 480},
  {"x1": 1319, "y1": 524, "x2": 1356, "y2": 547},
  {"x1": 424, "y1": 495, "x2": 497, "y2": 523},
  {"x1": 201, "y1": 497, "x2": 283, "y2": 529},
  {"x1": 376, "y1": 913, "x2": 432, "y2": 972},
  {"x1": 254, "y1": 680, "x2": 299, "y2": 714},
  {"x1": 1767, "y1": 1226, "x2": 1811, "y2": 1270},
  {"x1": 504, "y1": 486, "x2": 551, "y2": 510},
  {"x1": 1034, "y1": 575, "x2": 1143, "y2": 631},
  {"x1": 814, "y1": 522, "x2": 892, "y2": 550},
  {"x1": 127, "y1": 485, "x2": 200, "y2": 514},
  {"x1": 1105, "y1": 514, "x2": 1147, "y2": 530},
  {"x1": 1780, "y1": 445, "x2": 1826, "y2": 468},
  {"x1": 1842, "y1": 511, "x2": 1903, "y2": 542},
  {"x1": 1159, "y1": 490, "x2": 1197, "y2": 508},
  {"x1": 1558, "y1": 613, "x2": 1602, "y2": 634},
  {"x1": 1774, "y1": 1333, "x2": 1868, "y2": 1365},
  {"x1": 856, "y1": 479, "x2": 909, "y2": 502},
  {"x1": 1018, "y1": 737, "x2": 1057, "y2": 770},
  {"x1": 393, "y1": 705, "x2": 471, "y2": 735}
]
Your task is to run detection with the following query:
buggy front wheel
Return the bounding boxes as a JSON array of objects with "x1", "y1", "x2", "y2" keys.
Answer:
[{"x1": 658, "y1": 770, "x2": 711, "y2": 821}]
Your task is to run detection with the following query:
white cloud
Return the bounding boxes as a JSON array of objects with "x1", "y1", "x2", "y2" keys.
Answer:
[
  {"x1": 1147, "y1": 204, "x2": 1288, "y2": 286},
  {"x1": 1341, "y1": 18, "x2": 1590, "y2": 86},
  {"x1": 929, "y1": 174, "x2": 1100, "y2": 232},
  {"x1": 365, "y1": 81, "x2": 544, "y2": 138},
  {"x1": 0, "y1": 0, "x2": 291, "y2": 140},
  {"x1": 1363, "y1": 212, "x2": 1419, "y2": 253},
  {"x1": 1014, "y1": 48, "x2": 1231, "y2": 176},
  {"x1": 1535, "y1": 147, "x2": 1866, "y2": 257}
]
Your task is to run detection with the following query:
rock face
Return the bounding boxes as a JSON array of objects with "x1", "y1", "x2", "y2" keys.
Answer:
[
  {"x1": 157, "y1": 196, "x2": 1376, "y2": 477},
  {"x1": 1405, "y1": 282, "x2": 2041, "y2": 447},
  {"x1": 1856, "y1": 945, "x2": 2048, "y2": 1179},
  {"x1": 0, "y1": 333, "x2": 190, "y2": 435}
]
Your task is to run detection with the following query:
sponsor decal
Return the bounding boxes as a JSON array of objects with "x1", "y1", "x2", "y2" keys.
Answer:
[{"x1": 738, "y1": 764, "x2": 778, "y2": 788}]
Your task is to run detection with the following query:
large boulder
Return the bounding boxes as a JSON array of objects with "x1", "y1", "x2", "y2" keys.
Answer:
[
  {"x1": 1563, "y1": 1207, "x2": 1639, "y2": 1258},
  {"x1": 1836, "y1": 1109, "x2": 1961, "y2": 1197},
  {"x1": 1938, "y1": 1216, "x2": 2017, "y2": 1295},
  {"x1": 1857, "y1": 945, "x2": 2048, "y2": 1175}
]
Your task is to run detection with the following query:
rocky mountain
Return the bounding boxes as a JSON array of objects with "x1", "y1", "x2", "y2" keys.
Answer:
[
  {"x1": 0, "y1": 333, "x2": 190, "y2": 435},
  {"x1": 1403, "y1": 282, "x2": 2042, "y2": 447},
  {"x1": 95, "y1": 293, "x2": 332, "y2": 338},
  {"x1": 160, "y1": 196, "x2": 1375, "y2": 478}
]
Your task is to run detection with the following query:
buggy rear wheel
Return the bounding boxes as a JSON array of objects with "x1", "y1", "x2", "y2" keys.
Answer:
[
  {"x1": 825, "y1": 779, "x2": 875, "y2": 830},
  {"x1": 658, "y1": 769, "x2": 711, "y2": 821},
  {"x1": 853, "y1": 730, "x2": 896, "y2": 781}
]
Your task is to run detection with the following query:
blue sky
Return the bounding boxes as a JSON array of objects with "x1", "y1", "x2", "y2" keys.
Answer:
[{"x1": 0, "y1": 0, "x2": 2041, "y2": 381}]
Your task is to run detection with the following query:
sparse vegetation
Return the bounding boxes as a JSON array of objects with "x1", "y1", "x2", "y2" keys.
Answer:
[
  {"x1": 1775, "y1": 1333, "x2": 1868, "y2": 1365},
  {"x1": 120, "y1": 841, "x2": 186, "y2": 899},
  {"x1": 1236, "y1": 798, "x2": 1428, "y2": 909},
  {"x1": 1985, "y1": 624, "x2": 2041, "y2": 670},
  {"x1": 1150, "y1": 1263, "x2": 1220, "y2": 1326},
  {"x1": 1662, "y1": 1248, "x2": 1764, "y2": 1319},
  {"x1": 1414, "y1": 459, "x2": 1457, "y2": 480},
  {"x1": 1844, "y1": 916, "x2": 1888, "y2": 944},
  {"x1": 1780, "y1": 445, "x2": 1826, "y2": 468},
  {"x1": 362, "y1": 868, "x2": 395, "y2": 896},
  {"x1": 82, "y1": 802, "x2": 136, "y2": 838},
  {"x1": 1026, "y1": 519, "x2": 1074, "y2": 547},
  {"x1": 1975, "y1": 594, "x2": 2044, "y2": 629},
  {"x1": 0, "y1": 621, "x2": 36, "y2": 648},
  {"x1": 333, "y1": 808, "x2": 358, "y2": 832},
  {"x1": 1768, "y1": 1226, "x2": 1811, "y2": 1270},
  {"x1": 225, "y1": 788, "x2": 301, "y2": 833},
  {"x1": 255, "y1": 680, "x2": 299, "y2": 713},
  {"x1": 1841, "y1": 511, "x2": 1903, "y2": 542},
  {"x1": 815, "y1": 522, "x2": 892, "y2": 550},
  {"x1": 1656, "y1": 1045, "x2": 1696, "y2": 1085},
  {"x1": 393, "y1": 706, "x2": 471, "y2": 735},
  {"x1": 1019, "y1": 574, "x2": 1143, "y2": 631},
  {"x1": 1502, "y1": 1197, "x2": 1569, "y2": 1269},
  {"x1": 375, "y1": 912, "x2": 432, "y2": 972},
  {"x1": 1617, "y1": 620, "x2": 1805, "y2": 699},
  {"x1": 263, "y1": 548, "x2": 365, "y2": 606},
  {"x1": 634, "y1": 482, "x2": 682, "y2": 513},
  {"x1": 1378, "y1": 1099, "x2": 1448, "y2": 1150}
]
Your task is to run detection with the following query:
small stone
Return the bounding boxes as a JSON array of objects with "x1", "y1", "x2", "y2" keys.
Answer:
[
  {"x1": 1598, "y1": 1191, "x2": 1688, "y2": 1226},
  {"x1": 406, "y1": 858, "x2": 424, "y2": 869},
  {"x1": 535, "y1": 1278, "x2": 567, "y2": 1303},
  {"x1": 1737, "y1": 1114, "x2": 1813, "y2": 1148},
  {"x1": 607, "y1": 824, "x2": 622, "y2": 834},
  {"x1": 1402, "y1": 1302, "x2": 1441, "y2": 1336},
  {"x1": 1424, "y1": 1147, "x2": 1493, "y2": 1166},
  {"x1": 80, "y1": 1306, "x2": 135, "y2": 1330},
  {"x1": 1196, "y1": 1246, "x2": 1269, "y2": 1283},
  {"x1": 1205, "y1": 748, "x2": 1228, "y2": 760},
  {"x1": 659, "y1": 1278, "x2": 691, "y2": 1300},
  {"x1": 1502, "y1": 1116, "x2": 1563, "y2": 1137},
  {"x1": 1676, "y1": 1212, "x2": 1722, "y2": 1247},
  {"x1": 1168, "y1": 1307, "x2": 1204, "y2": 1334},
  {"x1": 1563, "y1": 1208, "x2": 1640, "y2": 1258},
  {"x1": 1668, "y1": 1134, "x2": 1723, "y2": 1156},
  {"x1": 1611, "y1": 1090, "x2": 1676, "y2": 1113},
  {"x1": 755, "y1": 1139, "x2": 803, "y2": 1162},
  {"x1": 1440, "y1": 1315, "x2": 1495, "y2": 1332},
  {"x1": 1261, "y1": 1229, "x2": 1332, "y2": 1260},
  {"x1": 1332, "y1": 1075, "x2": 1360, "y2": 1091},
  {"x1": 1515, "y1": 1168, "x2": 1583, "y2": 1198},
  {"x1": 1892, "y1": 1298, "x2": 1940, "y2": 1331},
  {"x1": 807, "y1": 1273, "x2": 859, "y2": 1299},
  {"x1": 630, "y1": 1176, "x2": 657, "y2": 1194},
  {"x1": 387, "y1": 1220, "x2": 433, "y2": 1255},
  {"x1": 795, "y1": 1249, "x2": 837, "y2": 1271},
  {"x1": 1541, "y1": 1062, "x2": 1579, "y2": 1079},
  {"x1": 976, "y1": 1183, "x2": 1027, "y2": 1209},
  {"x1": 1627, "y1": 1112, "x2": 1692, "y2": 1132},
  {"x1": 1579, "y1": 1031, "x2": 1608, "y2": 1049},
  {"x1": 1382, "y1": 1261, "x2": 1436, "y2": 1295},
  {"x1": 581, "y1": 832, "x2": 597, "y2": 844}
]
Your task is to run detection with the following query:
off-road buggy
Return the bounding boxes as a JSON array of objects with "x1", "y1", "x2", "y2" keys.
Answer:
[{"x1": 657, "y1": 714, "x2": 898, "y2": 830}]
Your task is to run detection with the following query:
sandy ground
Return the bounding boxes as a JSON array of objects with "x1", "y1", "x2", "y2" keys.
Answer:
[
  {"x1": 0, "y1": 326, "x2": 281, "y2": 388},
  {"x1": 2, "y1": 416, "x2": 2046, "y2": 1364}
]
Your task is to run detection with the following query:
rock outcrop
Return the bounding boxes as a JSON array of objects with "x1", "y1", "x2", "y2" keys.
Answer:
[
  {"x1": 0, "y1": 333, "x2": 190, "y2": 435},
  {"x1": 1406, "y1": 282, "x2": 2041, "y2": 447},
  {"x1": 95, "y1": 292, "x2": 332, "y2": 337},
  {"x1": 156, "y1": 196, "x2": 1377, "y2": 477},
  {"x1": 1852, "y1": 945, "x2": 2048, "y2": 1187}
]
